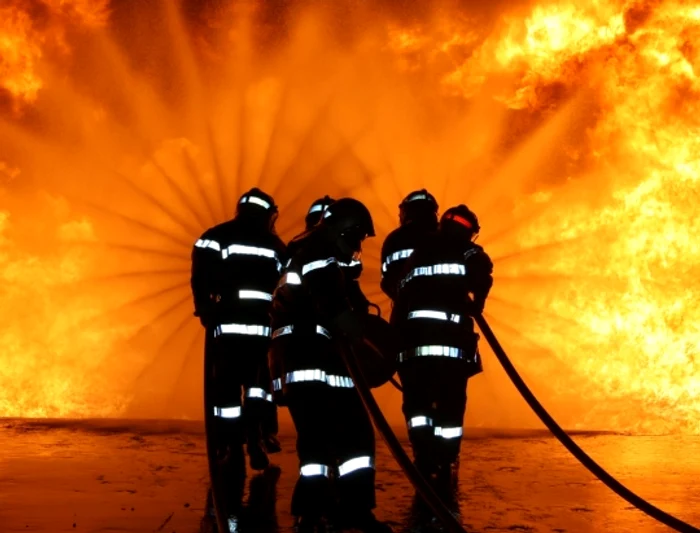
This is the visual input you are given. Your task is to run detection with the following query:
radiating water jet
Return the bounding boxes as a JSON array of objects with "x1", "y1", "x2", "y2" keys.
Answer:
[{"x1": 0, "y1": 0, "x2": 698, "y2": 433}]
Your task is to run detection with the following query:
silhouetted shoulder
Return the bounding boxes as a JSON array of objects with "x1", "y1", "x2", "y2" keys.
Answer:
[
  {"x1": 464, "y1": 243, "x2": 493, "y2": 270},
  {"x1": 380, "y1": 227, "x2": 403, "y2": 257},
  {"x1": 285, "y1": 230, "x2": 335, "y2": 267},
  {"x1": 272, "y1": 234, "x2": 287, "y2": 254},
  {"x1": 193, "y1": 220, "x2": 235, "y2": 249},
  {"x1": 463, "y1": 242, "x2": 484, "y2": 258}
]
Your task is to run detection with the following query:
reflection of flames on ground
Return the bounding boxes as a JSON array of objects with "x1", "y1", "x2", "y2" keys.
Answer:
[{"x1": 0, "y1": 0, "x2": 698, "y2": 433}]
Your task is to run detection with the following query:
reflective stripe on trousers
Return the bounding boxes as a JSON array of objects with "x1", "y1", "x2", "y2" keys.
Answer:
[
  {"x1": 213, "y1": 406, "x2": 241, "y2": 419},
  {"x1": 299, "y1": 455, "x2": 374, "y2": 477},
  {"x1": 398, "y1": 345, "x2": 465, "y2": 363},
  {"x1": 272, "y1": 324, "x2": 331, "y2": 339},
  {"x1": 245, "y1": 387, "x2": 273, "y2": 402},
  {"x1": 300, "y1": 463, "x2": 329, "y2": 477},
  {"x1": 407, "y1": 416, "x2": 463, "y2": 439},
  {"x1": 338, "y1": 455, "x2": 374, "y2": 476},
  {"x1": 272, "y1": 369, "x2": 354, "y2": 391},
  {"x1": 214, "y1": 323, "x2": 271, "y2": 338}
]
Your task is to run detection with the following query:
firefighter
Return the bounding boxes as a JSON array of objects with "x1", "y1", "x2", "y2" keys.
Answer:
[
  {"x1": 392, "y1": 204, "x2": 493, "y2": 491},
  {"x1": 305, "y1": 195, "x2": 371, "y2": 314},
  {"x1": 380, "y1": 189, "x2": 439, "y2": 304},
  {"x1": 190, "y1": 187, "x2": 286, "y2": 476},
  {"x1": 269, "y1": 198, "x2": 392, "y2": 533}
]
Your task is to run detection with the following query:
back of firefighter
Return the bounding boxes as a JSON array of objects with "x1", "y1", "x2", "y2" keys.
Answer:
[
  {"x1": 380, "y1": 190, "x2": 439, "y2": 306},
  {"x1": 305, "y1": 195, "x2": 371, "y2": 314},
  {"x1": 190, "y1": 187, "x2": 286, "y2": 475},
  {"x1": 269, "y1": 198, "x2": 392, "y2": 533},
  {"x1": 393, "y1": 204, "x2": 493, "y2": 489}
]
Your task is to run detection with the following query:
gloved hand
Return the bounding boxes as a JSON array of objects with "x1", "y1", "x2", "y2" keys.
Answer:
[{"x1": 333, "y1": 309, "x2": 365, "y2": 340}]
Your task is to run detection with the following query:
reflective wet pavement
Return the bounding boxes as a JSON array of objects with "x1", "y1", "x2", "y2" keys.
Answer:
[{"x1": 1, "y1": 419, "x2": 699, "y2": 533}]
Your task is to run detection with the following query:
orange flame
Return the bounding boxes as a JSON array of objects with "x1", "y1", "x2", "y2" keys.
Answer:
[
  {"x1": 0, "y1": 0, "x2": 109, "y2": 108},
  {"x1": 0, "y1": 0, "x2": 698, "y2": 433}
]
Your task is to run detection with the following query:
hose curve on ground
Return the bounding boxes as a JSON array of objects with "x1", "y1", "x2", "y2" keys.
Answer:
[
  {"x1": 473, "y1": 313, "x2": 700, "y2": 533},
  {"x1": 341, "y1": 341, "x2": 470, "y2": 533}
]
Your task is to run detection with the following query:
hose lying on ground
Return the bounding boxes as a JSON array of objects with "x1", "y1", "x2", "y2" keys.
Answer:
[
  {"x1": 473, "y1": 312, "x2": 700, "y2": 533},
  {"x1": 340, "y1": 341, "x2": 470, "y2": 533}
]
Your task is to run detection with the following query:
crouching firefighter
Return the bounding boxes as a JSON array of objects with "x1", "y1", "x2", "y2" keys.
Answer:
[
  {"x1": 393, "y1": 204, "x2": 493, "y2": 490},
  {"x1": 380, "y1": 189, "x2": 439, "y2": 304},
  {"x1": 305, "y1": 195, "x2": 372, "y2": 315},
  {"x1": 269, "y1": 198, "x2": 393, "y2": 533},
  {"x1": 191, "y1": 187, "x2": 286, "y2": 479}
]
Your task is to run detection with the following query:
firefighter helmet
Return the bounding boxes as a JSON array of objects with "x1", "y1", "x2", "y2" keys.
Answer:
[
  {"x1": 399, "y1": 189, "x2": 439, "y2": 226},
  {"x1": 305, "y1": 195, "x2": 336, "y2": 230},
  {"x1": 321, "y1": 197, "x2": 375, "y2": 259},
  {"x1": 440, "y1": 204, "x2": 480, "y2": 238},
  {"x1": 236, "y1": 188, "x2": 278, "y2": 230}
]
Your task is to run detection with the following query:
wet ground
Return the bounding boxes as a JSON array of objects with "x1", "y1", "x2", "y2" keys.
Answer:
[{"x1": 1, "y1": 419, "x2": 699, "y2": 533}]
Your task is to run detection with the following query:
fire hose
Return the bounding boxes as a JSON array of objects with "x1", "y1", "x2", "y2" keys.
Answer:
[
  {"x1": 471, "y1": 313, "x2": 700, "y2": 533},
  {"x1": 357, "y1": 304, "x2": 698, "y2": 532},
  {"x1": 204, "y1": 310, "x2": 699, "y2": 532},
  {"x1": 340, "y1": 341, "x2": 470, "y2": 533}
]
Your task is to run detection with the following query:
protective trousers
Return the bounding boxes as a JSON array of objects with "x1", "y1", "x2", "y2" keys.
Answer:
[
  {"x1": 207, "y1": 332, "x2": 278, "y2": 455},
  {"x1": 286, "y1": 382, "x2": 376, "y2": 519},
  {"x1": 398, "y1": 358, "x2": 469, "y2": 470}
]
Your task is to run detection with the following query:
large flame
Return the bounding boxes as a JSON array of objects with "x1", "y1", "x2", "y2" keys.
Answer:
[{"x1": 0, "y1": 0, "x2": 698, "y2": 433}]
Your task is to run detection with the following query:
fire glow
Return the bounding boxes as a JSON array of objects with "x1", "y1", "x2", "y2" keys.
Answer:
[{"x1": 0, "y1": 0, "x2": 698, "y2": 433}]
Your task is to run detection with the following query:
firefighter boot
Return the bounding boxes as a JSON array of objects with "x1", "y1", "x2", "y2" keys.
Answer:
[
  {"x1": 414, "y1": 453, "x2": 439, "y2": 481},
  {"x1": 295, "y1": 515, "x2": 327, "y2": 533},
  {"x1": 434, "y1": 460, "x2": 460, "y2": 505},
  {"x1": 263, "y1": 434, "x2": 282, "y2": 454},
  {"x1": 247, "y1": 440, "x2": 270, "y2": 471}
]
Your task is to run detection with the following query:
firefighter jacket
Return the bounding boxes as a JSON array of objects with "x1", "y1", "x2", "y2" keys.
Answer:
[
  {"x1": 380, "y1": 223, "x2": 434, "y2": 302},
  {"x1": 392, "y1": 232, "x2": 493, "y2": 375},
  {"x1": 190, "y1": 218, "x2": 287, "y2": 329},
  {"x1": 268, "y1": 229, "x2": 358, "y2": 400}
]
